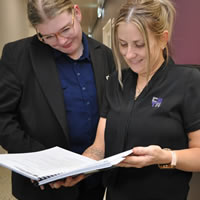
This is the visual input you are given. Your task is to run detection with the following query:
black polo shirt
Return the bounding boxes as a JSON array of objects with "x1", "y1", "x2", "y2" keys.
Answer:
[{"x1": 101, "y1": 58, "x2": 200, "y2": 200}]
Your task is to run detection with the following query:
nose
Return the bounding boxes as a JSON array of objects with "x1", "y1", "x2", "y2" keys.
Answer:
[
  {"x1": 56, "y1": 35, "x2": 68, "y2": 45},
  {"x1": 125, "y1": 46, "x2": 137, "y2": 60}
]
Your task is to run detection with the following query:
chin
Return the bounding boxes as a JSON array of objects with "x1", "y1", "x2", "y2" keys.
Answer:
[
  {"x1": 57, "y1": 47, "x2": 73, "y2": 54},
  {"x1": 129, "y1": 61, "x2": 146, "y2": 74},
  {"x1": 129, "y1": 65, "x2": 142, "y2": 73}
]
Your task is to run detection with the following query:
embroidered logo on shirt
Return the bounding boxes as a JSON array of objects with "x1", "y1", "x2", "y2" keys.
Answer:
[{"x1": 152, "y1": 97, "x2": 163, "y2": 108}]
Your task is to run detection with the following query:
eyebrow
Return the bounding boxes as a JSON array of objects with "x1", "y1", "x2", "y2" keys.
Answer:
[
  {"x1": 39, "y1": 22, "x2": 72, "y2": 36},
  {"x1": 118, "y1": 38, "x2": 143, "y2": 43}
]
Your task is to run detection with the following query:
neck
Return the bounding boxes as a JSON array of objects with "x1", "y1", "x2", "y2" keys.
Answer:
[
  {"x1": 68, "y1": 43, "x2": 84, "y2": 60},
  {"x1": 135, "y1": 57, "x2": 164, "y2": 100}
]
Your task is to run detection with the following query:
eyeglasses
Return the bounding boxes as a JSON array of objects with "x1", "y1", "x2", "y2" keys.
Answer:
[{"x1": 37, "y1": 9, "x2": 75, "y2": 45}]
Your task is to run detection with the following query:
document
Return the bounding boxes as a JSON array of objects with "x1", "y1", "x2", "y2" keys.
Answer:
[{"x1": 0, "y1": 147, "x2": 132, "y2": 185}]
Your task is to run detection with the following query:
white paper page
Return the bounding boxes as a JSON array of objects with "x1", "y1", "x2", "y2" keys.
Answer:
[
  {"x1": 97, "y1": 149, "x2": 133, "y2": 165},
  {"x1": 0, "y1": 147, "x2": 96, "y2": 180},
  {"x1": 38, "y1": 149, "x2": 133, "y2": 185}
]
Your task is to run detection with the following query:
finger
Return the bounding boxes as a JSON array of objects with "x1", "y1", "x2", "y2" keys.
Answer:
[
  {"x1": 67, "y1": 174, "x2": 85, "y2": 187},
  {"x1": 133, "y1": 147, "x2": 149, "y2": 155},
  {"x1": 117, "y1": 162, "x2": 135, "y2": 168},
  {"x1": 133, "y1": 145, "x2": 161, "y2": 156},
  {"x1": 40, "y1": 185, "x2": 45, "y2": 190},
  {"x1": 52, "y1": 179, "x2": 65, "y2": 189},
  {"x1": 51, "y1": 175, "x2": 85, "y2": 188},
  {"x1": 49, "y1": 182, "x2": 56, "y2": 189},
  {"x1": 123, "y1": 155, "x2": 144, "y2": 164},
  {"x1": 118, "y1": 155, "x2": 148, "y2": 168},
  {"x1": 31, "y1": 179, "x2": 44, "y2": 189},
  {"x1": 60, "y1": 175, "x2": 85, "y2": 187}
]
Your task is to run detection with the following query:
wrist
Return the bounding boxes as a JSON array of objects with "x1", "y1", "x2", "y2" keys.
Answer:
[{"x1": 158, "y1": 148, "x2": 177, "y2": 169}]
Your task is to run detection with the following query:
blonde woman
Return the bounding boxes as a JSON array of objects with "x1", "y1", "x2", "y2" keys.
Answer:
[{"x1": 54, "y1": 0, "x2": 200, "y2": 199}]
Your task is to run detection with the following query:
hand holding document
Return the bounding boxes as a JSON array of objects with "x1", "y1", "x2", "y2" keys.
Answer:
[{"x1": 0, "y1": 147, "x2": 132, "y2": 186}]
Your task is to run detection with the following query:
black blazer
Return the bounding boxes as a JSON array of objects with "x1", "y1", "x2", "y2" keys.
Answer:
[{"x1": 0, "y1": 35, "x2": 115, "y2": 200}]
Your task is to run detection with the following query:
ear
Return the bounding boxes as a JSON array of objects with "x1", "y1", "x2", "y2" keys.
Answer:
[
  {"x1": 74, "y1": 4, "x2": 82, "y2": 23},
  {"x1": 160, "y1": 30, "x2": 168, "y2": 50}
]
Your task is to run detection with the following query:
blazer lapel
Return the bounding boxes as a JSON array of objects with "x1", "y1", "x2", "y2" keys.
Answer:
[
  {"x1": 88, "y1": 40, "x2": 105, "y2": 107},
  {"x1": 29, "y1": 38, "x2": 69, "y2": 143}
]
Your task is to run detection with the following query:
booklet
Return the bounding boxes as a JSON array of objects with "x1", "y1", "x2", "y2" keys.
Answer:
[{"x1": 0, "y1": 146, "x2": 132, "y2": 186}]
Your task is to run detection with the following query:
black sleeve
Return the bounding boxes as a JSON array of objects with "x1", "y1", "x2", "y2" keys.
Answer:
[
  {"x1": 100, "y1": 78, "x2": 110, "y2": 118},
  {"x1": 0, "y1": 43, "x2": 45, "y2": 153},
  {"x1": 183, "y1": 68, "x2": 200, "y2": 133}
]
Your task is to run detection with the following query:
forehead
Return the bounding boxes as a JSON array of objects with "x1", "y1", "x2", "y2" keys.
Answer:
[
  {"x1": 117, "y1": 22, "x2": 157, "y2": 43},
  {"x1": 36, "y1": 11, "x2": 72, "y2": 34},
  {"x1": 117, "y1": 22, "x2": 143, "y2": 41}
]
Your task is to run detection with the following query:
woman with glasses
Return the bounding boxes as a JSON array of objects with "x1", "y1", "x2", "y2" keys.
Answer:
[{"x1": 0, "y1": 0, "x2": 115, "y2": 200}]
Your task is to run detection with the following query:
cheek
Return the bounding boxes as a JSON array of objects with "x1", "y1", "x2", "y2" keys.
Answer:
[
  {"x1": 149, "y1": 40, "x2": 161, "y2": 56},
  {"x1": 48, "y1": 44, "x2": 57, "y2": 49},
  {"x1": 150, "y1": 46, "x2": 162, "y2": 60},
  {"x1": 119, "y1": 46, "x2": 127, "y2": 57}
]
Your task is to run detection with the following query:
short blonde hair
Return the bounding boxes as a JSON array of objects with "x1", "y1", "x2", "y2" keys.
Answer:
[
  {"x1": 112, "y1": 0, "x2": 176, "y2": 85},
  {"x1": 27, "y1": 0, "x2": 74, "y2": 27}
]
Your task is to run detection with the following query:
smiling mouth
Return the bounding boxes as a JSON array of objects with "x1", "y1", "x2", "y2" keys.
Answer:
[
  {"x1": 63, "y1": 41, "x2": 72, "y2": 48},
  {"x1": 130, "y1": 59, "x2": 143, "y2": 65}
]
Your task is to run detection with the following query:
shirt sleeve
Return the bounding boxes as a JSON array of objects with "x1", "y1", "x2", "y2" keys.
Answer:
[{"x1": 183, "y1": 67, "x2": 200, "y2": 133}]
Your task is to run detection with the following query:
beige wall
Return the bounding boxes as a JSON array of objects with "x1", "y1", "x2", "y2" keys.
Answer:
[
  {"x1": 0, "y1": 146, "x2": 6, "y2": 154},
  {"x1": 92, "y1": 0, "x2": 126, "y2": 42},
  {"x1": 0, "y1": 0, "x2": 35, "y2": 56}
]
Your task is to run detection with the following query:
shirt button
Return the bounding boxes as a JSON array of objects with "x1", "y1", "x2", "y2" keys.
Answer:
[
  {"x1": 86, "y1": 101, "x2": 90, "y2": 105},
  {"x1": 88, "y1": 118, "x2": 91, "y2": 121},
  {"x1": 82, "y1": 87, "x2": 86, "y2": 91},
  {"x1": 77, "y1": 72, "x2": 80, "y2": 76}
]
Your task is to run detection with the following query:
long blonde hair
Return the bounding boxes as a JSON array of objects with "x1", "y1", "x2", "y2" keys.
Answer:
[{"x1": 112, "y1": 0, "x2": 176, "y2": 86}]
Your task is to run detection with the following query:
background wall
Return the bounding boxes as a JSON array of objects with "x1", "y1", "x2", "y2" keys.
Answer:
[
  {"x1": 1, "y1": 0, "x2": 199, "y2": 65},
  {"x1": 92, "y1": 0, "x2": 125, "y2": 41},
  {"x1": 172, "y1": 0, "x2": 200, "y2": 64},
  {"x1": 0, "y1": 0, "x2": 35, "y2": 56},
  {"x1": 93, "y1": 0, "x2": 200, "y2": 65}
]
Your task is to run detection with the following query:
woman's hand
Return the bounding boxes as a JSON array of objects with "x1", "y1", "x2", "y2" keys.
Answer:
[
  {"x1": 31, "y1": 180, "x2": 45, "y2": 190},
  {"x1": 49, "y1": 174, "x2": 85, "y2": 189},
  {"x1": 118, "y1": 145, "x2": 171, "y2": 168}
]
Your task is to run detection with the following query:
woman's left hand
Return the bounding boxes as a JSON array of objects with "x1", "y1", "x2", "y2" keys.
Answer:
[
  {"x1": 49, "y1": 174, "x2": 85, "y2": 189},
  {"x1": 118, "y1": 145, "x2": 171, "y2": 168}
]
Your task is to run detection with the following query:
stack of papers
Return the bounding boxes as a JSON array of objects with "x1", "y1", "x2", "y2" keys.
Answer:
[{"x1": 0, "y1": 147, "x2": 132, "y2": 185}]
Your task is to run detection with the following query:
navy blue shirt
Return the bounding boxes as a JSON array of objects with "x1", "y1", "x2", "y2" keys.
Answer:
[{"x1": 54, "y1": 34, "x2": 99, "y2": 154}]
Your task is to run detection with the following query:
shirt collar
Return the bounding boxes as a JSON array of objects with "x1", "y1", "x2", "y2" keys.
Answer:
[{"x1": 80, "y1": 33, "x2": 90, "y2": 60}]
